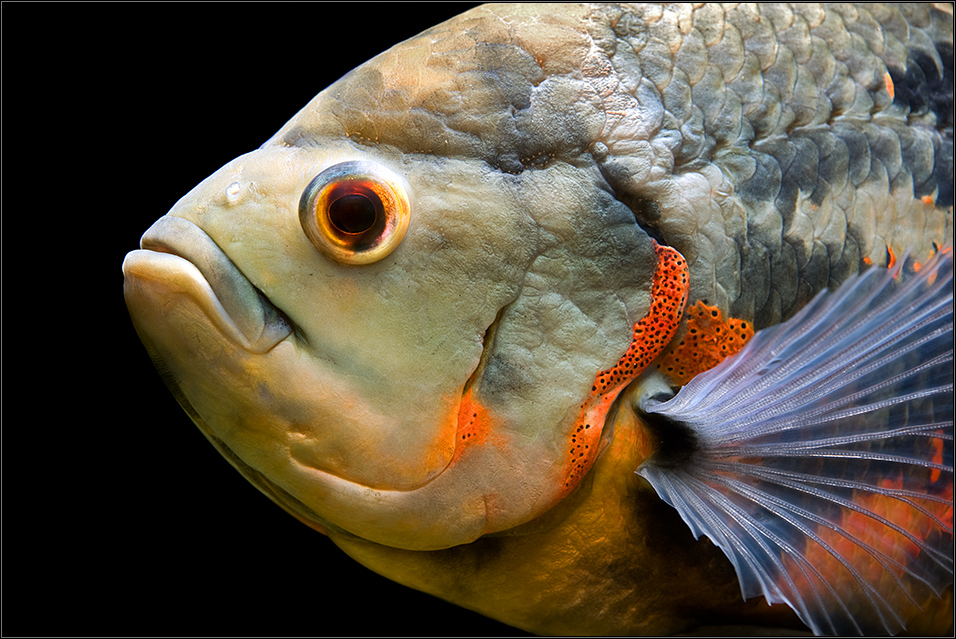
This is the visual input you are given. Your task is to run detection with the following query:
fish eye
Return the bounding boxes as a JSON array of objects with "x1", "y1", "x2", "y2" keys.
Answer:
[{"x1": 299, "y1": 161, "x2": 410, "y2": 265}]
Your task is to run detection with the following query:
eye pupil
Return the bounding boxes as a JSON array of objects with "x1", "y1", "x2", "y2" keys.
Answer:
[{"x1": 328, "y1": 193, "x2": 378, "y2": 234}]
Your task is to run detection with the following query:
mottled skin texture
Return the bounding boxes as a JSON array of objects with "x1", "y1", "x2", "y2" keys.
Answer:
[{"x1": 124, "y1": 3, "x2": 954, "y2": 635}]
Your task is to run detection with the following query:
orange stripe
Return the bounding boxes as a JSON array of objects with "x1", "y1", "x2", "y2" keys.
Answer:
[{"x1": 561, "y1": 243, "x2": 689, "y2": 492}]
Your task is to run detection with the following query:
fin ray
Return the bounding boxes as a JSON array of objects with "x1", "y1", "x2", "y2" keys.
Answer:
[{"x1": 637, "y1": 250, "x2": 954, "y2": 635}]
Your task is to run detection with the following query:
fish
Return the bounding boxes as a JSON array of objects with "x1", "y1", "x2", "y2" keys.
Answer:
[{"x1": 122, "y1": 3, "x2": 954, "y2": 635}]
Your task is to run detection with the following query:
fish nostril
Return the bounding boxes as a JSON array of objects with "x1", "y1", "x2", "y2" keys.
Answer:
[{"x1": 225, "y1": 181, "x2": 242, "y2": 202}]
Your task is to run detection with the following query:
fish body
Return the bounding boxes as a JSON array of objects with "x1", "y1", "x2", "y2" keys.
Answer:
[{"x1": 123, "y1": 3, "x2": 954, "y2": 635}]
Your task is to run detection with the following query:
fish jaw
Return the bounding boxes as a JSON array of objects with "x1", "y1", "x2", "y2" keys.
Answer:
[
  {"x1": 121, "y1": 210, "x2": 477, "y2": 546},
  {"x1": 122, "y1": 219, "x2": 312, "y2": 494},
  {"x1": 121, "y1": 232, "x2": 510, "y2": 549}
]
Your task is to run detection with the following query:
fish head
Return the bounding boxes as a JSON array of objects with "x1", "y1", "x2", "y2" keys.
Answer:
[{"x1": 123, "y1": 4, "x2": 664, "y2": 550}]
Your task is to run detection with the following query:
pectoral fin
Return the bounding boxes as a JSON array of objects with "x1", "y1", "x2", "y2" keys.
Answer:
[{"x1": 637, "y1": 250, "x2": 954, "y2": 635}]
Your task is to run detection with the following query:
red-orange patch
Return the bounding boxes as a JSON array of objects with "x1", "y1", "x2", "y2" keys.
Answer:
[
  {"x1": 451, "y1": 388, "x2": 499, "y2": 464},
  {"x1": 781, "y1": 473, "x2": 953, "y2": 622},
  {"x1": 657, "y1": 301, "x2": 754, "y2": 386},
  {"x1": 930, "y1": 436, "x2": 944, "y2": 483}
]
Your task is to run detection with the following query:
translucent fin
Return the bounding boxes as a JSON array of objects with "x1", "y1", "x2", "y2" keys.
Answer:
[{"x1": 637, "y1": 250, "x2": 954, "y2": 636}]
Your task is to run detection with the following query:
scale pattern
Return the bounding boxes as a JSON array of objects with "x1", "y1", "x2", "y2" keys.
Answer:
[{"x1": 585, "y1": 3, "x2": 954, "y2": 327}]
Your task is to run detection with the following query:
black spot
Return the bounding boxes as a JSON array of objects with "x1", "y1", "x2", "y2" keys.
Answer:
[
  {"x1": 889, "y1": 48, "x2": 949, "y2": 121},
  {"x1": 888, "y1": 59, "x2": 926, "y2": 116},
  {"x1": 930, "y1": 42, "x2": 954, "y2": 132},
  {"x1": 930, "y1": 42, "x2": 954, "y2": 208}
]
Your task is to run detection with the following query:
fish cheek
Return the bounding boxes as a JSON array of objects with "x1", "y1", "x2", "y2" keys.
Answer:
[
  {"x1": 240, "y1": 160, "x2": 528, "y2": 493},
  {"x1": 128, "y1": 283, "x2": 417, "y2": 498}
]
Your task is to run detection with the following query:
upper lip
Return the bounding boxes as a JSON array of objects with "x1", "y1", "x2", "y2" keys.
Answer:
[{"x1": 136, "y1": 215, "x2": 292, "y2": 353}]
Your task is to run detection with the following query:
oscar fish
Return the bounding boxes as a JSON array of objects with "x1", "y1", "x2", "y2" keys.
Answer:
[{"x1": 122, "y1": 3, "x2": 954, "y2": 635}]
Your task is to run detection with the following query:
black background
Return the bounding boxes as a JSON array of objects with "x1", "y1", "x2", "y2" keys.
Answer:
[{"x1": 3, "y1": 2, "x2": 532, "y2": 636}]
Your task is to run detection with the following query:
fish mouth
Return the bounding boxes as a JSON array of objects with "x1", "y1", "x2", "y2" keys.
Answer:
[
  {"x1": 123, "y1": 218, "x2": 334, "y2": 529},
  {"x1": 123, "y1": 215, "x2": 292, "y2": 353}
]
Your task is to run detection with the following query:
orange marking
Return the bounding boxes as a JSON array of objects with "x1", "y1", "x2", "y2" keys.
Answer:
[
  {"x1": 657, "y1": 301, "x2": 755, "y2": 386},
  {"x1": 886, "y1": 245, "x2": 897, "y2": 268},
  {"x1": 926, "y1": 244, "x2": 953, "y2": 285},
  {"x1": 884, "y1": 71, "x2": 895, "y2": 99},
  {"x1": 921, "y1": 194, "x2": 935, "y2": 205},
  {"x1": 451, "y1": 388, "x2": 502, "y2": 464},
  {"x1": 561, "y1": 243, "x2": 689, "y2": 491},
  {"x1": 930, "y1": 436, "x2": 944, "y2": 483},
  {"x1": 863, "y1": 256, "x2": 874, "y2": 266},
  {"x1": 782, "y1": 472, "x2": 953, "y2": 622}
]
